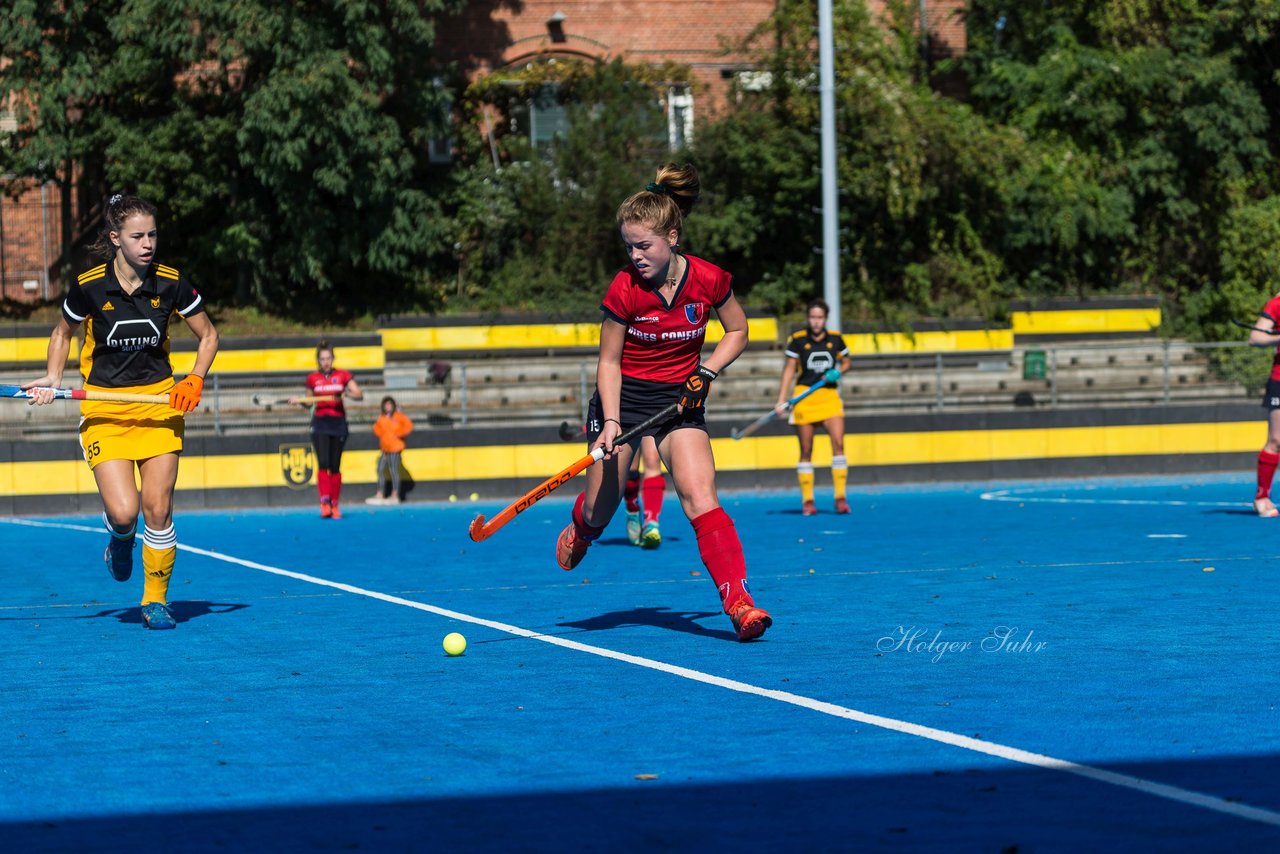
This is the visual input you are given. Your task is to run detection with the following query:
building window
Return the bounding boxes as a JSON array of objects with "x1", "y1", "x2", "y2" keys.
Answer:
[
  {"x1": 667, "y1": 86, "x2": 693, "y2": 150},
  {"x1": 510, "y1": 85, "x2": 569, "y2": 152},
  {"x1": 427, "y1": 79, "x2": 453, "y2": 164}
]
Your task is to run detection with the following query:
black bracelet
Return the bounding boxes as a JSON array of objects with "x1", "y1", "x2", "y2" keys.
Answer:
[{"x1": 604, "y1": 418, "x2": 621, "y2": 427}]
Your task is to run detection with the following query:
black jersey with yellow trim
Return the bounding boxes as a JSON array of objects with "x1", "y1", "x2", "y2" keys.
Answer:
[
  {"x1": 64, "y1": 260, "x2": 206, "y2": 388},
  {"x1": 784, "y1": 328, "x2": 850, "y2": 387}
]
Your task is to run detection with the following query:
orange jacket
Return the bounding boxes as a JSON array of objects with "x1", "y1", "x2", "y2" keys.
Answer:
[{"x1": 373, "y1": 410, "x2": 413, "y2": 453}]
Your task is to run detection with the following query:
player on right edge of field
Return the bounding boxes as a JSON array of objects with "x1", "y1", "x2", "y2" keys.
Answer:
[{"x1": 1246, "y1": 305, "x2": 1280, "y2": 516}]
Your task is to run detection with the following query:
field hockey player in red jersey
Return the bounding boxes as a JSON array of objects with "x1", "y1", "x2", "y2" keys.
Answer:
[
  {"x1": 623, "y1": 435, "x2": 666, "y2": 548},
  {"x1": 291, "y1": 342, "x2": 363, "y2": 518},
  {"x1": 1247, "y1": 306, "x2": 1280, "y2": 516},
  {"x1": 555, "y1": 162, "x2": 772, "y2": 642},
  {"x1": 21, "y1": 193, "x2": 219, "y2": 630}
]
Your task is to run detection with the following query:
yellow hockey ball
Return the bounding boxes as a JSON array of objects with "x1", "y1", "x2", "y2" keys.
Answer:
[{"x1": 443, "y1": 632, "x2": 467, "y2": 656}]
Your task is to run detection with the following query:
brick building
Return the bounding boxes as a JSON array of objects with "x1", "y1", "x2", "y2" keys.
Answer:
[
  {"x1": 1, "y1": 0, "x2": 965, "y2": 303},
  {"x1": 436, "y1": 0, "x2": 967, "y2": 146}
]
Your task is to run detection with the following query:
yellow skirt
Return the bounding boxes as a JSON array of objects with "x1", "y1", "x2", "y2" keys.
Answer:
[
  {"x1": 79, "y1": 378, "x2": 183, "y2": 469},
  {"x1": 789, "y1": 385, "x2": 844, "y2": 426}
]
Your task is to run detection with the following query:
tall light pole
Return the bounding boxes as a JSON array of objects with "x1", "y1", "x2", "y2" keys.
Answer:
[{"x1": 818, "y1": 0, "x2": 842, "y2": 331}]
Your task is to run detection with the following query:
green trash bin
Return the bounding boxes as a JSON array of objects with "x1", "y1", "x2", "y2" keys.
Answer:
[{"x1": 1023, "y1": 349, "x2": 1046, "y2": 380}]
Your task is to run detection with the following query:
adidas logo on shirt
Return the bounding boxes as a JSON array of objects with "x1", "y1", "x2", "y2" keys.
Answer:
[{"x1": 102, "y1": 300, "x2": 115, "y2": 311}]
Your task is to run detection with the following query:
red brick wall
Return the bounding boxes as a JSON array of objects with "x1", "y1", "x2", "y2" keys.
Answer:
[
  {"x1": 0, "y1": 179, "x2": 66, "y2": 303},
  {"x1": 438, "y1": 1, "x2": 968, "y2": 110},
  {"x1": 435, "y1": 0, "x2": 780, "y2": 117}
]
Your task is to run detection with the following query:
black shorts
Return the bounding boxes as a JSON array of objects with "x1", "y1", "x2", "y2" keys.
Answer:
[
  {"x1": 585, "y1": 376, "x2": 706, "y2": 445},
  {"x1": 1263, "y1": 378, "x2": 1280, "y2": 411}
]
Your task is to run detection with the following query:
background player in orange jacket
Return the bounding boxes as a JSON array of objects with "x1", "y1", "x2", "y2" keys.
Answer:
[{"x1": 368, "y1": 395, "x2": 413, "y2": 504}]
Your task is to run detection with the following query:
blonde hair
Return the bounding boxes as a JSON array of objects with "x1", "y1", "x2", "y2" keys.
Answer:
[{"x1": 616, "y1": 163, "x2": 701, "y2": 239}]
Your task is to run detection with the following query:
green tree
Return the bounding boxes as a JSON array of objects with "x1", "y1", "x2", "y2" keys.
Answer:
[
  {"x1": 694, "y1": 0, "x2": 1131, "y2": 325},
  {"x1": 964, "y1": 0, "x2": 1279, "y2": 331},
  {"x1": 3, "y1": 0, "x2": 463, "y2": 319},
  {"x1": 452, "y1": 59, "x2": 679, "y2": 315},
  {"x1": 0, "y1": 1, "x2": 116, "y2": 289}
]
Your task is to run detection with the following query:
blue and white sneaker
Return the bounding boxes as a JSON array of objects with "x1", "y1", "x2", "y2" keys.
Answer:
[
  {"x1": 626, "y1": 510, "x2": 642, "y2": 545},
  {"x1": 141, "y1": 602, "x2": 176, "y2": 630},
  {"x1": 104, "y1": 536, "x2": 136, "y2": 582},
  {"x1": 639, "y1": 520, "x2": 662, "y2": 549}
]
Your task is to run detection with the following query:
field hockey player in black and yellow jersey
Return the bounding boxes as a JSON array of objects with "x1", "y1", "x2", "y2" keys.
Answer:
[
  {"x1": 22, "y1": 194, "x2": 219, "y2": 630},
  {"x1": 775, "y1": 299, "x2": 853, "y2": 516}
]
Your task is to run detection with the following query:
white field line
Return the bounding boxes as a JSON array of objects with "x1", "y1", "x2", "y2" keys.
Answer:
[{"x1": 980, "y1": 488, "x2": 1244, "y2": 508}]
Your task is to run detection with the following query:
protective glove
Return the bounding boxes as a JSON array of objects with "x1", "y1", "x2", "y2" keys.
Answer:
[
  {"x1": 169, "y1": 375, "x2": 204, "y2": 412},
  {"x1": 824, "y1": 368, "x2": 842, "y2": 384},
  {"x1": 679, "y1": 365, "x2": 717, "y2": 410}
]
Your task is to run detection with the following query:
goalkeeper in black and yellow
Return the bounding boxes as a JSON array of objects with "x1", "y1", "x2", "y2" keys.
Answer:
[{"x1": 21, "y1": 193, "x2": 219, "y2": 630}]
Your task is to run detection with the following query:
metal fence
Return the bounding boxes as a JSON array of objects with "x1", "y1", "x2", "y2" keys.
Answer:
[
  {"x1": 0, "y1": 339, "x2": 1267, "y2": 442},
  {"x1": 0, "y1": 181, "x2": 61, "y2": 302}
]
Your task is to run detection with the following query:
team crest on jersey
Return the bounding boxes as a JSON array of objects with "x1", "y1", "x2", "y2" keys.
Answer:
[
  {"x1": 279, "y1": 443, "x2": 317, "y2": 489},
  {"x1": 151, "y1": 296, "x2": 161, "y2": 308},
  {"x1": 684, "y1": 303, "x2": 704, "y2": 325}
]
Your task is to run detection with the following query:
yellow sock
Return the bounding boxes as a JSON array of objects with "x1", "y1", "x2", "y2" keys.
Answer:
[
  {"x1": 798, "y1": 463, "x2": 815, "y2": 503},
  {"x1": 832, "y1": 454, "x2": 848, "y2": 499},
  {"x1": 141, "y1": 524, "x2": 177, "y2": 605}
]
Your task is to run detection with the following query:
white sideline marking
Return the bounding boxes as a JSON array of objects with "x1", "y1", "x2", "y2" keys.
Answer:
[
  {"x1": 981, "y1": 488, "x2": 1244, "y2": 508},
  {"x1": 6, "y1": 517, "x2": 1280, "y2": 827}
]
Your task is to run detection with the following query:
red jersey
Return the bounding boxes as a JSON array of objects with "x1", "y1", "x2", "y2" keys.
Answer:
[
  {"x1": 1263, "y1": 293, "x2": 1280, "y2": 380},
  {"x1": 306, "y1": 369, "x2": 353, "y2": 418},
  {"x1": 600, "y1": 254, "x2": 734, "y2": 384}
]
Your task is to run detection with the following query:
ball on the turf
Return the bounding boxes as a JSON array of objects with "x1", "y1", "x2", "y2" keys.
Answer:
[
  {"x1": 443, "y1": 632, "x2": 467, "y2": 656},
  {"x1": 448, "y1": 494, "x2": 457, "y2": 502},
  {"x1": 469, "y1": 492, "x2": 479, "y2": 501}
]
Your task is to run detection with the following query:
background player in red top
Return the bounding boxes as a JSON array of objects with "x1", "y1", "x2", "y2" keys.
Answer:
[
  {"x1": 623, "y1": 435, "x2": 665, "y2": 548},
  {"x1": 775, "y1": 299, "x2": 853, "y2": 515},
  {"x1": 291, "y1": 342, "x2": 363, "y2": 518},
  {"x1": 1247, "y1": 301, "x2": 1280, "y2": 516},
  {"x1": 554, "y1": 162, "x2": 771, "y2": 642},
  {"x1": 22, "y1": 193, "x2": 219, "y2": 630}
]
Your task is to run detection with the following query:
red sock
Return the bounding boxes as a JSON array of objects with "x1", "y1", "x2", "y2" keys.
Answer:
[
  {"x1": 692, "y1": 507, "x2": 751, "y2": 612},
  {"x1": 317, "y1": 470, "x2": 331, "y2": 502},
  {"x1": 624, "y1": 476, "x2": 641, "y2": 512},
  {"x1": 331, "y1": 472, "x2": 343, "y2": 504},
  {"x1": 572, "y1": 492, "x2": 605, "y2": 542},
  {"x1": 1258, "y1": 451, "x2": 1279, "y2": 499},
  {"x1": 642, "y1": 475, "x2": 665, "y2": 524}
]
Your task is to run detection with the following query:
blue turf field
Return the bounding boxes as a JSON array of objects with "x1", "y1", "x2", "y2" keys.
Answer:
[{"x1": 2, "y1": 474, "x2": 1279, "y2": 852}]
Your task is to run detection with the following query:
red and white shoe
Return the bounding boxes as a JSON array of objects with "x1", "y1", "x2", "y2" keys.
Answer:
[
  {"x1": 834, "y1": 497, "x2": 851, "y2": 514},
  {"x1": 727, "y1": 600, "x2": 772, "y2": 642},
  {"x1": 1255, "y1": 497, "x2": 1278, "y2": 518},
  {"x1": 556, "y1": 523, "x2": 590, "y2": 571},
  {"x1": 801, "y1": 500, "x2": 817, "y2": 516}
]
